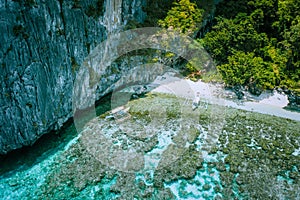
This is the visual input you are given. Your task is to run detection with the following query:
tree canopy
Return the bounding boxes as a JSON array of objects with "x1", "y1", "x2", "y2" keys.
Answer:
[
  {"x1": 200, "y1": 0, "x2": 300, "y2": 92},
  {"x1": 158, "y1": 0, "x2": 204, "y2": 35},
  {"x1": 156, "y1": 0, "x2": 299, "y2": 93}
]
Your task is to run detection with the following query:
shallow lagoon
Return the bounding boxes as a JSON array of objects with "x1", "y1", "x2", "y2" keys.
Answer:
[{"x1": 0, "y1": 91, "x2": 299, "y2": 199}]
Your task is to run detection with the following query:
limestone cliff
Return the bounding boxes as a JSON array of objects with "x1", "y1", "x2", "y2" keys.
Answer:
[
  {"x1": 0, "y1": 0, "x2": 146, "y2": 154},
  {"x1": 0, "y1": 0, "x2": 221, "y2": 154}
]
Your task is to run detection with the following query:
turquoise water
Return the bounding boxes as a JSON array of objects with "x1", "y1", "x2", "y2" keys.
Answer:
[
  {"x1": 1, "y1": 93, "x2": 299, "y2": 199},
  {"x1": 0, "y1": 95, "x2": 113, "y2": 199},
  {"x1": 165, "y1": 162, "x2": 223, "y2": 200}
]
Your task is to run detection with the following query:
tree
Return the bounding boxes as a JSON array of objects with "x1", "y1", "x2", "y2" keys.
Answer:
[
  {"x1": 248, "y1": 0, "x2": 278, "y2": 36},
  {"x1": 215, "y1": 0, "x2": 250, "y2": 19},
  {"x1": 198, "y1": 0, "x2": 299, "y2": 91},
  {"x1": 156, "y1": 0, "x2": 206, "y2": 77},
  {"x1": 275, "y1": 0, "x2": 300, "y2": 33},
  {"x1": 158, "y1": 0, "x2": 204, "y2": 35},
  {"x1": 200, "y1": 15, "x2": 269, "y2": 64},
  {"x1": 282, "y1": 16, "x2": 300, "y2": 71},
  {"x1": 218, "y1": 51, "x2": 280, "y2": 90},
  {"x1": 280, "y1": 16, "x2": 300, "y2": 90}
]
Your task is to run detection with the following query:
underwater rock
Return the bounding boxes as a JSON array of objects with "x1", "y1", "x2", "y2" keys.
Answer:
[{"x1": 1, "y1": 92, "x2": 299, "y2": 199}]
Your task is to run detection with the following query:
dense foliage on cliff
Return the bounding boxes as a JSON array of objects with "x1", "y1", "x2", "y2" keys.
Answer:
[
  {"x1": 201, "y1": 0, "x2": 300, "y2": 92},
  {"x1": 158, "y1": 0, "x2": 300, "y2": 93},
  {"x1": 158, "y1": 0, "x2": 204, "y2": 35}
]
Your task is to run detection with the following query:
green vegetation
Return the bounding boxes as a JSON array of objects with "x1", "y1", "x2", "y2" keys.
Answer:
[
  {"x1": 158, "y1": 0, "x2": 204, "y2": 35},
  {"x1": 156, "y1": 0, "x2": 207, "y2": 76},
  {"x1": 218, "y1": 51, "x2": 280, "y2": 89},
  {"x1": 3, "y1": 93, "x2": 298, "y2": 199},
  {"x1": 217, "y1": 108, "x2": 300, "y2": 199},
  {"x1": 199, "y1": 0, "x2": 300, "y2": 92},
  {"x1": 155, "y1": 0, "x2": 299, "y2": 93}
]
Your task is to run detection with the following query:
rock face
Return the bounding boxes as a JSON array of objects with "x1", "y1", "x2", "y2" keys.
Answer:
[
  {"x1": 0, "y1": 0, "x2": 146, "y2": 154},
  {"x1": 0, "y1": 0, "x2": 222, "y2": 154},
  {"x1": 286, "y1": 92, "x2": 300, "y2": 112}
]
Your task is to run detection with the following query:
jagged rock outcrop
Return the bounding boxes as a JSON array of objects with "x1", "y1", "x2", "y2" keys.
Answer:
[
  {"x1": 0, "y1": 0, "x2": 146, "y2": 154},
  {"x1": 0, "y1": 0, "x2": 222, "y2": 154},
  {"x1": 286, "y1": 92, "x2": 300, "y2": 112}
]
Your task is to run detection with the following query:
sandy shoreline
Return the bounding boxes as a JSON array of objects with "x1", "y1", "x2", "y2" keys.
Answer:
[{"x1": 151, "y1": 73, "x2": 300, "y2": 122}]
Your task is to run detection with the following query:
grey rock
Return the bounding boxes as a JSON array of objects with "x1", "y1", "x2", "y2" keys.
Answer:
[
  {"x1": 0, "y1": 0, "x2": 146, "y2": 154},
  {"x1": 0, "y1": 0, "x2": 222, "y2": 154}
]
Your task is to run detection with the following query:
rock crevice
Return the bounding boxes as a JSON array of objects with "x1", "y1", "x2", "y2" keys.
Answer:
[{"x1": 0, "y1": 0, "x2": 145, "y2": 154}]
